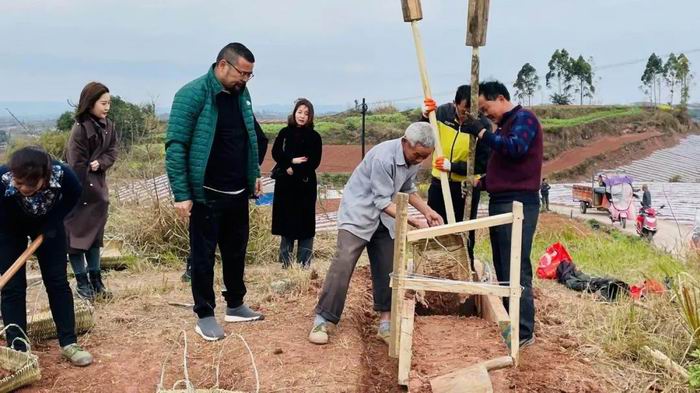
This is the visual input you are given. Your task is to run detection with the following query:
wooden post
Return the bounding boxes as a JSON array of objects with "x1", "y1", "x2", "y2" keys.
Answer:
[
  {"x1": 462, "y1": 0, "x2": 490, "y2": 268},
  {"x1": 397, "y1": 298, "x2": 416, "y2": 386},
  {"x1": 400, "y1": 0, "x2": 456, "y2": 224},
  {"x1": 390, "y1": 193, "x2": 409, "y2": 358},
  {"x1": 509, "y1": 201, "x2": 523, "y2": 365}
]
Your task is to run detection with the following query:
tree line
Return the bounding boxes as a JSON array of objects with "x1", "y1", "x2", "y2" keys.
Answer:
[{"x1": 512, "y1": 49, "x2": 694, "y2": 107}]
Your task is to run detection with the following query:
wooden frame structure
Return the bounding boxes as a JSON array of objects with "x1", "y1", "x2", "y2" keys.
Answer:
[{"x1": 388, "y1": 193, "x2": 524, "y2": 386}]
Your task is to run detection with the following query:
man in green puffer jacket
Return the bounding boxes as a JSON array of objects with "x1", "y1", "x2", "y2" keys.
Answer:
[{"x1": 165, "y1": 42, "x2": 268, "y2": 341}]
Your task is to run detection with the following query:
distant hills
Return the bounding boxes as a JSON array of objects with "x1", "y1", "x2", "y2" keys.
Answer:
[{"x1": 0, "y1": 101, "x2": 356, "y2": 122}]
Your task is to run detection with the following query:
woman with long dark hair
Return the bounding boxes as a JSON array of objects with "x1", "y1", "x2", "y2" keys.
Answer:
[
  {"x1": 271, "y1": 98, "x2": 322, "y2": 267},
  {"x1": 63, "y1": 82, "x2": 118, "y2": 300},
  {"x1": 0, "y1": 146, "x2": 93, "y2": 366}
]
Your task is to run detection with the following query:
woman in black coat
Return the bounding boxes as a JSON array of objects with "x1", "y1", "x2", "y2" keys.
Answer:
[
  {"x1": 271, "y1": 98, "x2": 322, "y2": 267},
  {"x1": 0, "y1": 146, "x2": 93, "y2": 366}
]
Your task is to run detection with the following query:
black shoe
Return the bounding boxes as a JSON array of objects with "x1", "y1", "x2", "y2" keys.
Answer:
[
  {"x1": 75, "y1": 273, "x2": 95, "y2": 301},
  {"x1": 88, "y1": 270, "x2": 113, "y2": 300}
]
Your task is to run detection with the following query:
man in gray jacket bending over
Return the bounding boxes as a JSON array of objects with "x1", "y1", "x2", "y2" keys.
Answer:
[{"x1": 309, "y1": 122, "x2": 444, "y2": 345}]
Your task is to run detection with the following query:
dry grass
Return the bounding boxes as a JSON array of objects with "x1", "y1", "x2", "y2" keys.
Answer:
[{"x1": 472, "y1": 214, "x2": 700, "y2": 392}]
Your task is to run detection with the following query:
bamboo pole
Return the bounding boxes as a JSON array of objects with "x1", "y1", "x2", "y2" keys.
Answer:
[{"x1": 401, "y1": 0, "x2": 456, "y2": 224}]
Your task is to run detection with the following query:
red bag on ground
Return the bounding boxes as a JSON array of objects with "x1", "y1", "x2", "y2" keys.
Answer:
[
  {"x1": 630, "y1": 279, "x2": 666, "y2": 300},
  {"x1": 536, "y1": 242, "x2": 573, "y2": 279}
]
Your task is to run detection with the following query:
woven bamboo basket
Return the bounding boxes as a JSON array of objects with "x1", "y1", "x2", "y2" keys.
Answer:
[
  {"x1": 25, "y1": 300, "x2": 94, "y2": 342},
  {"x1": 0, "y1": 325, "x2": 41, "y2": 393},
  {"x1": 411, "y1": 234, "x2": 475, "y2": 313},
  {"x1": 412, "y1": 234, "x2": 472, "y2": 280}
]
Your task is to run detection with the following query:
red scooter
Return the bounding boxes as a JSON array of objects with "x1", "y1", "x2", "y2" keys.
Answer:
[{"x1": 636, "y1": 204, "x2": 664, "y2": 241}]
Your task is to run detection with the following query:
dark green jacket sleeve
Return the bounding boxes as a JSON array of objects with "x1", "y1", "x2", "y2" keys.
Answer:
[{"x1": 165, "y1": 85, "x2": 203, "y2": 202}]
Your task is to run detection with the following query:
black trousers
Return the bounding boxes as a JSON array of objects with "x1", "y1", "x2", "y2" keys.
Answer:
[
  {"x1": 190, "y1": 191, "x2": 249, "y2": 318},
  {"x1": 0, "y1": 226, "x2": 76, "y2": 349},
  {"x1": 488, "y1": 199, "x2": 539, "y2": 341},
  {"x1": 541, "y1": 193, "x2": 549, "y2": 210},
  {"x1": 428, "y1": 178, "x2": 465, "y2": 225}
]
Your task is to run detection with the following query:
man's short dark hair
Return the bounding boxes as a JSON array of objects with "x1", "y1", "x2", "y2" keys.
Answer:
[
  {"x1": 454, "y1": 84, "x2": 471, "y2": 106},
  {"x1": 479, "y1": 81, "x2": 511, "y2": 101},
  {"x1": 217, "y1": 42, "x2": 255, "y2": 64}
]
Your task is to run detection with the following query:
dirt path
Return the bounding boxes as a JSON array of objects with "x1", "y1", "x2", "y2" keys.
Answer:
[{"x1": 542, "y1": 131, "x2": 662, "y2": 177}]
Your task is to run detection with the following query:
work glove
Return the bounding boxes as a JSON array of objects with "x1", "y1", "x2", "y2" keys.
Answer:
[
  {"x1": 463, "y1": 117, "x2": 488, "y2": 137},
  {"x1": 434, "y1": 156, "x2": 451, "y2": 172},
  {"x1": 422, "y1": 98, "x2": 437, "y2": 118}
]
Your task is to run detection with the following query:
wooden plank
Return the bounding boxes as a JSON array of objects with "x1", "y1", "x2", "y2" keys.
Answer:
[
  {"x1": 390, "y1": 193, "x2": 410, "y2": 358},
  {"x1": 406, "y1": 212, "x2": 513, "y2": 242},
  {"x1": 473, "y1": 260, "x2": 511, "y2": 337},
  {"x1": 397, "y1": 297, "x2": 416, "y2": 386},
  {"x1": 431, "y1": 364, "x2": 492, "y2": 393},
  {"x1": 430, "y1": 356, "x2": 512, "y2": 393},
  {"x1": 391, "y1": 276, "x2": 510, "y2": 297},
  {"x1": 466, "y1": 0, "x2": 490, "y2": 47},
  {"x1": 509, "y1": 202, "x2": 524, "y2": 365},
  {"x1": 401, "y1": 0, "x2": 423, "y2": 22}
]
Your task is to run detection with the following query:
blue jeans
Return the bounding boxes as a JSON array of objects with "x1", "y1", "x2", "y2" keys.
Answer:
[
  {"x1": 488, "y1": 199, "x2": 539, "y2": 341},
  {"x1": 279, "y1": 237, "x2": 314, "y2": 267}
]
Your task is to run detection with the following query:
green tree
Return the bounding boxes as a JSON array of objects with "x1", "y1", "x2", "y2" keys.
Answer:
[
  {"x1": 570, "y1": 56, "x2": 595, "y2": 105},
  {"x1": 109, "y1": 95, "x2": 151, "y2": 148},
  {"x1": 676, "y1": 53, "x2": 693, "y2": 108},
  {"x1": 641, "y1": 53, "x2": 664, "y2": 105},
  {"x1": 546, "y1": 49, "x2": 573, "y2": 105},
  {"x1": 663, "y1": 53, "x2": 679, "y2": 105},
  {"x1": 56, "y1": 110, "x2": 75, "y2": 131},
  {"x1": 513, "y1": 63, "x2": 540, "y2": 106}
]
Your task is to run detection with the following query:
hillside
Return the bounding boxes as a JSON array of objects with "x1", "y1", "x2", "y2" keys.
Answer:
[{"x1": 259, "y1": 105, "x2": 699, "y2": 181}]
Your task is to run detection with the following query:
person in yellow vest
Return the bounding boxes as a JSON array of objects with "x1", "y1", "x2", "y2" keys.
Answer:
[{"x1": 422, "y1": 85, "x2": 491, "y2": 225}]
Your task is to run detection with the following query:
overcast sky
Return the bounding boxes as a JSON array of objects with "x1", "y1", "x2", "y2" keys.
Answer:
[{"x1": 1, "y1": 0, "x2": 698, "y2": 112}]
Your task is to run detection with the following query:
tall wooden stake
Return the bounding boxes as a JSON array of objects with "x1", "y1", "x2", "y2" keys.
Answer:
[
  {"x1": 401, "y1": 0, "x2": 456, "y2": 224},
  {"x1": 463, "y1": 0, "x2": 490, "y2": 265},
  {"x1": 389, "y1": 193, "x2": 409, "y2": 358},
  {"x1": 509, "y1": 202, "x2": 524, "y2": 366}
]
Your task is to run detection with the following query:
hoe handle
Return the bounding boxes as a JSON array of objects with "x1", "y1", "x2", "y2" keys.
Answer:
[{"x1": 0, "y1": 235, "x2": 44, "y2": 290}]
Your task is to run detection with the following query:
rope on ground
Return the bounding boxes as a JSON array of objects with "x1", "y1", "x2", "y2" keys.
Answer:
[
  {"x1": 156, "y1": 330, "x2": 195, "y2": 392},
  {"x1": 232, "y1": 333, "x2": 260, "y2": 393}
]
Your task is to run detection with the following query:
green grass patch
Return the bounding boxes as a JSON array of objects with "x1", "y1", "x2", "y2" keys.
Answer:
[
  {"x1": 476, "y1": 214, "x2": 685, "y2": 282},
  {"x1": 540, "y1": 107, "x2": 642, "y2": 130}
]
